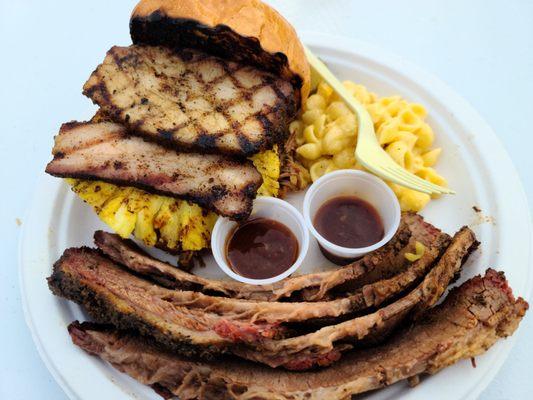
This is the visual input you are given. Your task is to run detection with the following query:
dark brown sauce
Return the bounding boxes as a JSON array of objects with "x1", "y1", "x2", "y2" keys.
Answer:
[
  {"x1": 226, "y1": 218, "x2": 299, "y2": 279},
  {"x1": 314, "y1": 195, "x2": 384, "y2": 248}
]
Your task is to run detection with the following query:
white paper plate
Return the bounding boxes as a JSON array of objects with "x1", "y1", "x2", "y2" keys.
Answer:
[{"x1": 20, "y1": 33, "x2": 532, "y2": 400}]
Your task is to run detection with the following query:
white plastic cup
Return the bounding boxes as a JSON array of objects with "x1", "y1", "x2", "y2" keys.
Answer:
[
  {"x1": 303, "y1": 170, "x2": 401, "y2": 262},
  {"x1": 211, "y1": 196, "x2": 310, "y2": 285}
]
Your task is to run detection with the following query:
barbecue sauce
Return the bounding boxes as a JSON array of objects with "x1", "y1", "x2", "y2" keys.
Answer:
[
  {"x1": 314, "y1": 196, "x2": 384, "y2": 248},
  {"x1": 226, "y1": 218, "x2": 298, "y2": 279}
]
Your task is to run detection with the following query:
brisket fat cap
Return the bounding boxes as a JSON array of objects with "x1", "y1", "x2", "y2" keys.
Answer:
[{"x1": 68, "y1": 269, "x2": 528, "y2": 400}]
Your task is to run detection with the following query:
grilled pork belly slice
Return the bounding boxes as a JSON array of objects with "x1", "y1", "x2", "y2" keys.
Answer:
[
  {"x1": 69, "y1": 269, "x2": 528, "y2": 400},
  {"x1": 95, "y1": 213, "x2": 440, "y2": 302},
  {"x1": 45, "y1": 122, "x2": 262, "y2": 220},
  {"x1": 48, "y1": 227, "x2": 476, "y2": 370},
  {"x1": 83, "y1": 45, "x2": 299, "y2": 156}
]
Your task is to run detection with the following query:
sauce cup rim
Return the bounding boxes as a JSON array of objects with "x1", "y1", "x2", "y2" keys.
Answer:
[{"x1": 211, "y1": 196, "x2": 310, "y2": 285}]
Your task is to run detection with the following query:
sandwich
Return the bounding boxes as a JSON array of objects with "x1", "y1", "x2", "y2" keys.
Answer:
[{"x1": 45, "y1": 0, "x2": 311, "y2": 267}]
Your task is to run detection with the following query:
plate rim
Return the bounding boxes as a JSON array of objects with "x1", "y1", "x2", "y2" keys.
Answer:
[{"x1": 19, "y1": 32, "x2": 532, "y2": 400}]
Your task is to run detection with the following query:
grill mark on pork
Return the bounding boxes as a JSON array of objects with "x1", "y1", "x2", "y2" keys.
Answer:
[
  {"x1": 45, "y1": 121, "x2": 262, "y2": 220},
  {"x1": 69, "y1": 269, "x2": 528, "y2": 400},
  {"x1": 94, "y1": 213, "x2": 435, "y2": 302},
  {"x1": 82, "y1": 45, "x2": 298, "y2": 156},
  {"x1": 130, "y1": 13, "x2": 304, "y2": 93},
  {"x1": 48, "y1": 227, "x2": 476, "y2": 370}
]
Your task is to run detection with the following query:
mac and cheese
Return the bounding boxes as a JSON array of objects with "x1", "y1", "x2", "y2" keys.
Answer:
[{"x1": 293, "y1": 81, "x2": 447, "y2": 211}]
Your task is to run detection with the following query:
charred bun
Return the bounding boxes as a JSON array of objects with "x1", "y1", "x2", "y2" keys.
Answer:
[{"x1": 130, "y1": 0, "x2": 310, "y2": 102}]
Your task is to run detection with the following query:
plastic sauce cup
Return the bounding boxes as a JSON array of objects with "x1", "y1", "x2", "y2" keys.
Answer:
[
  {"x1": 303, "y1": 170, "x2": 401, "y2": 263},
  {"x1": 211, "y1": 196, "x2": 310, "y2": 285}
]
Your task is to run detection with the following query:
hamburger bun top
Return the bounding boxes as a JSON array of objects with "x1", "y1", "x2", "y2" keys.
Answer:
[{"x1": 131, "y1": 0, "x2": 310, "y2": 101}]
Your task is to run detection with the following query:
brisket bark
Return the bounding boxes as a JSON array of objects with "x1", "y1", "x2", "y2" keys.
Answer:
[{"x1": 69, "y1": 269, "x2": 528, "y2": 400}]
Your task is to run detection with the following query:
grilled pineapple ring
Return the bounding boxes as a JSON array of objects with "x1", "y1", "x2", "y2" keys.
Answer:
[{"x1": 66, "y1": 147, "x2": 280, "y2": 252}]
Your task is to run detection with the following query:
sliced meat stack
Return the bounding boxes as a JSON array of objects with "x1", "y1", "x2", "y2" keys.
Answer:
[
  {"x1": 47, "y1": 215, "x2": 529, "y2": 397},
  {"x1": 49, "y1": 223, "x2": 477, "y2": 369},
  {"x1": 50, "y1": 216, "x2": 478, "y2": 365},
  {"x1": 47, "y1": 40, "x2": 301, "y2": 221},
  {"x1": 69, "y1": 269, "x2": 527, "y2": 400}
]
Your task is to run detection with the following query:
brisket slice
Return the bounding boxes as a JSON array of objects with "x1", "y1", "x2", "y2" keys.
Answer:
[
  {"x1": 207, "y1": 230, "x2": 451, "y2": 334},
  {"x1": 48, "y1": 248, "x2": 232, "y2": 359},
  {"x1": 232, "y1": 227, "x2": 477, "y2": 369},
  {"x1": 95, "y1": 212, "x2": 444, "y2": 301},
  {"x1": 47, "y1": 228, "x2": 446, "y2": 341},
  {"x1": 69, "y1": 269, "x2": 528, "y2": 400},
  {"x1": 48, "y1": 227, "x2": 476, "y2": 370}
]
